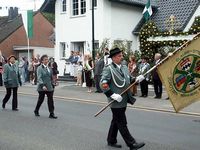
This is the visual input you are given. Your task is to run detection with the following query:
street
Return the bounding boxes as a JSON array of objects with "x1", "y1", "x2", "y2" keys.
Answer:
[{"x1": 0, "y1": 89, "x2": 199, "y2": 150}]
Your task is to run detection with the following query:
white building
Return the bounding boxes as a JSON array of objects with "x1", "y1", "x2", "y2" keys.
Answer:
[{"x1": 52, "y1": 0, "x2": 157, "y2": 75}]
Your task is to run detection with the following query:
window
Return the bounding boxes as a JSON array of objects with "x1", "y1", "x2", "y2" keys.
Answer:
[
  {"x1": 60, "y1": 42, "x2": 66, "y2": 58},
  {"x1": 81, "y1": 0, "x2": 86, "y2": 14},
  {"x1": 62, "y1": 0, "x2": 67, "y2": 12},
  {"x1": 72, "y1": 0, "x2": 86, "y2": 16}
]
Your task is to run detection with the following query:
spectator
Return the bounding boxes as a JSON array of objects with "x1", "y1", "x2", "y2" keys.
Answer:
[
  {"x1": 94, "y1": 52, "x2": 104, "y2": 93},
  {"x1": 28, "y1": 58, "x2": 34, "y2": 83},
  {"x1": 128, "y1": 55, "x2": 138, "y2": 96},
  {"x1": 33, "y1": 55, "x2": 41, "y2": 85},
  {"x1": 76, "y1": 61, "x2": 83, "y2": 86},
  {"x1": 103, "y1": 48, "x2": 112, "y2": 65},
  {"x1": 48, "y1": 57, "x2": 59, "y2": 86},
  {"x1": 18, "y1": 57, "x2": 26, "y2": 84},
  {"x1": 0, "y1": 62, "x2": 3, "y2": 86},
  {"x1": 138, "y1": 56, "x2": 150, "y2": 97},
  {"x1": 152, "y1": 53, "x2": 163, "y2": 99},
  {"x1": 84, "y1": 54, "x2": 94, "y2": 93}
]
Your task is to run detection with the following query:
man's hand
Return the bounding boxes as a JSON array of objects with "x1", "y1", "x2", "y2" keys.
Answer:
[
  {"x1": 136, "y1": 75, "x2": 145, "y2": 83},
  {"x1": 42, "y1": 86, "x2": 48, "y2": 91},
  {"x1": 110, "y1": 93, "x2": 123, "y2": 102}
]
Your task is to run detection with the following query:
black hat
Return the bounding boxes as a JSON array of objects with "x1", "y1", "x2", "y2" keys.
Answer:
[{"x1": 108, "y1": 48, "x2": 122, "y2": 58}]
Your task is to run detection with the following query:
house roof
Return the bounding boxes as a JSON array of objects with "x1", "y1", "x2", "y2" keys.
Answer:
[
  {"x1": 40, "y1": 0, "x2": 56, "y2": 13},
  {"x1": 40, "y1": 0, "x2": 158, "y2": 13},
  {"x1": 0, "y1": 15, "x2": 23, "y2": 43},
  {"x1": 109, "y1": 0, "x2": 158, "y2": 8},
  {"x1": 133, "y1": 0, "x2": 200, "y2": 34}
]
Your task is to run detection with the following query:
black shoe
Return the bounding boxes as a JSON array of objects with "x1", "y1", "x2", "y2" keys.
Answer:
[
  {"x1": 12, "y1": 108, "x2": 19, "y2": 111},
  {"x1": 108, "y1": 143, "x2": 122, "y2": 148},
  {"x1": 129, "y1": 142, "x2": 145, "y2": 150},
  {"x1": 2, "y1": 103, "x2": 5, "y2": 109},
  {"x1": 154, "y1": 96, "x2": 161, "y2": 99},
  {"x1": 49, "y1": 114, "x2": 58, "y2": 119},
  {"x1": 34, "y1": 111, "x2": 40, "y2": 117},
  {"x1": 143, "y1": 95, "x2": 147, "y2": 97}
]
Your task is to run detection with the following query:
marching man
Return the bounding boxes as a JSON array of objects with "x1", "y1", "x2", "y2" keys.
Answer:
[{"x1": 100, "y1": 48, "x2": 145, "y2": 150}]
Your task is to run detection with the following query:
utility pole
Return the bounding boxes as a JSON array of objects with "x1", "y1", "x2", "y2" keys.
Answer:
[{"x1": 92, "y1": 0, "x2": 95, "y2": 60}]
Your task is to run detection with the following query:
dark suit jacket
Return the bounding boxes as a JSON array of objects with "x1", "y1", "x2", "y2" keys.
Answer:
[{"x1": 94, "y1": 58, "x2": 104, "y2": 76}]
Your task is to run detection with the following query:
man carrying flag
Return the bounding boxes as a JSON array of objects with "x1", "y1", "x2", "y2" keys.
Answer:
[{"x1": 143, "y1": 0, "x2": 153, "y2": 21}]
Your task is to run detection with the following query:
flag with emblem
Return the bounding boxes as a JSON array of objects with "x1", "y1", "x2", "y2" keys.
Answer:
[
  {"x1": 143, "y1": 0, "x2": 153, "y2": 21},
  {"x1": 22, "y1": 10, "x2": 33, "y2": 38},
  {"x1": 157, "y1": 33, "x2": 200, "y2": 112}
]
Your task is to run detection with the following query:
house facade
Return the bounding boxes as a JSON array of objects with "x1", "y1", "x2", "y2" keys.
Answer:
[{"x1": 54, "y1": 0, "x2": 154, "y2": 75}]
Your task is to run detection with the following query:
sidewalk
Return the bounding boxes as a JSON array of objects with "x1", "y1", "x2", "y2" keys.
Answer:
[{"x1": 0, "y1": 81, "x2": 200, "y2": 116}]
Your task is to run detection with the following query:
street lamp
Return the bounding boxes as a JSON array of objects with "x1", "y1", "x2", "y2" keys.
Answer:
[{"x1": 92, "y1": 0, "x2": 95, "y2": 60}]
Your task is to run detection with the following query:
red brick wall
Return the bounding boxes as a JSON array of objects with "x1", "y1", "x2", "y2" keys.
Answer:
[{"x1": 0, "y1": 12, "x2": 54, "y2": 59}]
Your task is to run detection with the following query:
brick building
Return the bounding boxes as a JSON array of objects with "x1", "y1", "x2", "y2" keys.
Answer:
[{"x1": 0, "y1": 8, "x2": 54, "y2": 60}]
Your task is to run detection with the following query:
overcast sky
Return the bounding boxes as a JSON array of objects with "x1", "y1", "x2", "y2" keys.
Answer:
[{"x1": 0, "y1": 0, "x2": 44, "y2": 11}]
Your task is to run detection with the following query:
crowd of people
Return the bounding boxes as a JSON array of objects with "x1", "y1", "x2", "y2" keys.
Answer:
[{"x1": 66, "y1": 48, "x2": 164, "y2": 99}]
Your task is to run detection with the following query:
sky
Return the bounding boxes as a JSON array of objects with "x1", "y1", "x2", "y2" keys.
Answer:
[{"x1": 0, "y1": 0, "x2": 45, "y2": 15}]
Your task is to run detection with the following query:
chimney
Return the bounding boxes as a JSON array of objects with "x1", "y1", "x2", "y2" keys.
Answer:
[{"x1": 8, "y1": 7, "x2": 18, "y2": 20}]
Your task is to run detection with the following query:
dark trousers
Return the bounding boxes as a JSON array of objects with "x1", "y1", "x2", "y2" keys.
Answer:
[
  {"x1": 140, "y1": 79, "x2": 148, "y2": 96},
  {"x1": 2, "y1": 87, "x2": 18, "y2": 109},
  {"x1": 95, "y1": 75, "x2": 102, "y2": 92},
  {"x1": 35, "y1": 91, "x2": 54, "y2": 114},
  {"x1": 107, "y1": 107, "x2": 135, "y2": 147},
  {"x1": 0, "y1": 73, "x2": 2, "y2": 86},
  {"x1": 153, "y1": 79, "x2": 162, "y2": 97}
]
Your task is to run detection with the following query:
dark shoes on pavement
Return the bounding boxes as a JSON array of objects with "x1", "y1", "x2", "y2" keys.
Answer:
[
  {"x1": 12, "y1": 108, "x2": 19, "y2": 111},
  {"x1": 34, "y1": 111, "x2": 57, "y2": 119},
  {"x1": 49, "y1": 113, "x2": 58, "y2": 119},
  {"x1": 108, "y1": 143, "x2": 122, "y2": 148},
  {"x1": 129, "y1": 142, "x2": 145, "y2": 150},
  {"x1": 34, "y1": 111, "x2": 40, "y2": 117},
  {"x1": 154, "y1": 96, "x2": 161, "y2": 99},
  {"x1": 140, "y1": 95, "x2": 147, "y2": 98}
]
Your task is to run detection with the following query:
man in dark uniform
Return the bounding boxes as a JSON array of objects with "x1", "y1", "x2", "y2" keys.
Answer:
[
  {"x1": 100, "y1": 48, "x2": 145, "y2": 150},
  {"x1": 34, "y1": 55, "x2": 57, "y2": 119},
  {"x1": 2, "y1": 55, "x2": 21, "y2": 110}
]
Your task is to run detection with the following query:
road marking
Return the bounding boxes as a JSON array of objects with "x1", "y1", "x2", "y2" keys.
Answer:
[{"x1": 0, "y1": 90, "x2": 200, "y2": 117}]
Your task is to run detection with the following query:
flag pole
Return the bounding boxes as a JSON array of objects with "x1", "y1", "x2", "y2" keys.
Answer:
[
  {"x1": 94, "y1": 36, "x2": 196, "y2": 117},
  {"x1": 27, "y1": 36, "x2": 30, "y2": 62}
]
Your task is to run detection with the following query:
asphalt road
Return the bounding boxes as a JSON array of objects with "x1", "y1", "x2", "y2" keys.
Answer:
[{"x1": 0, "y1": 92, "x2": 199, "y2": 150}]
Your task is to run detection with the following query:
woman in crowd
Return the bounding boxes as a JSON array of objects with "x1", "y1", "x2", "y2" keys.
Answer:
[
  {"x1": 128, "y1": 55, "x2": 138, "y2": 96},
  {"x1": 48, "y1": 57, "x2": 59, "y2": 86},
  {"x1": 84, "y1": 54, "x2": 94, "y2": 93}
]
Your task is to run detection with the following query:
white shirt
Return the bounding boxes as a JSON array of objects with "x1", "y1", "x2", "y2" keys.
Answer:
[{"x1": 43, "y1": 64, "x2": 50, "y2": 73}]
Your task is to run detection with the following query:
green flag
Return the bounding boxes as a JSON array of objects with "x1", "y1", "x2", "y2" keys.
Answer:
[
  {"x1": 22, "y1": 10, "x2": 33, "y2": 38},
  {"x1": 143, "y1": 0, "x2": 153, "y2": 21}
]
